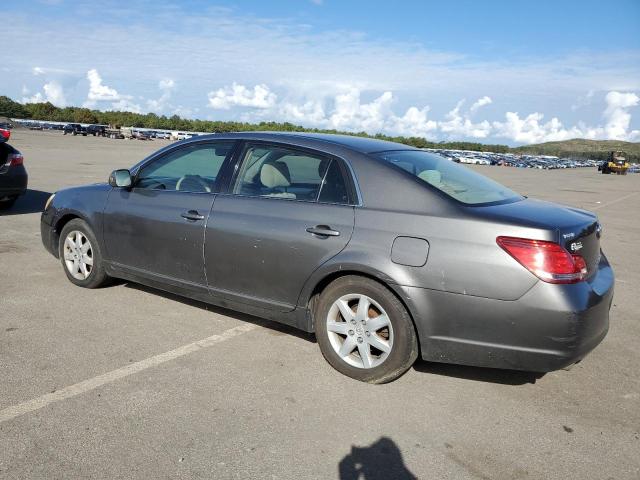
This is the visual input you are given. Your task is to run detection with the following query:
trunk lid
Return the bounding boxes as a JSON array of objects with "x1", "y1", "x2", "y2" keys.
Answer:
[{"x1": 471, "y1": 198, "x2": 601, "y2": 274}]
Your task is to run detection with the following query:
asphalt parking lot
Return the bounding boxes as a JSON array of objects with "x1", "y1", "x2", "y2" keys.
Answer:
[{"x1": 1, "y1": 130, "x2": 639, "y2": 479}]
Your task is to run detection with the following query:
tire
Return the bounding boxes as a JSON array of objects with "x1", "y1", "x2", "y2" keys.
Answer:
[
  {"x1": 0, "y1": 197, "x2": 17, "y2": 209},
  {"x1": 58, "y1": 218, "x2": 110, "y2": 288},
  {"x1": 314, "y1": 275, "x2": 418, "y2": 384}
]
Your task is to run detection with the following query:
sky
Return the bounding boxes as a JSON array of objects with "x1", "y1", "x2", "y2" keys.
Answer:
[{"x1": 2, "y1": 0, "x2": 640, "y2": 145}]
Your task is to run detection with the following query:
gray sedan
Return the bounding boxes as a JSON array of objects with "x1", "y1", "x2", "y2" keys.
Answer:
[{"x1": 41, "y1": 133, "x2": 614, "y2": 383}]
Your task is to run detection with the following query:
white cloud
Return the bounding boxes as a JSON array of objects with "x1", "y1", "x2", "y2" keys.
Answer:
[
  {"x1": 159, "y1": 78, "x2": 175, "y2": 91},
  {"x1": 84, "y1": 68, "x2": 141, "y2": 112},
  {"x1": 469, "y1": 96, "x2": 492, "y2": 113},
  {"x1": 147, "y1": 78, "x2": 176, "y2": 112},
  {"x1": 212, "y1": 84, "x2": 639, "y2": 143},
  {"x1": 43, "y1": 81, "x2": 67, "y2": 107},
  {"x1": 22, "y1": 80, "x2": 67, "y2": 107},
  {"x1": 490, "y1": 90, "x2": 639, "y2": 143},
  {"x1": 208, "y1": 83, "x2": 277, "y2": 109},
  {"x1": 389, "y1": 106, "x2": 438, "y2": 138},
  {"x1": 85, "y1": 68, "x2": 120, "y2": 104},
  {"x1": 439, "y1": 98, "x2": 492, "y2": 138},
  {"x1": 327, "y1": 89, "x2": 393, "y2": 132},
  {"x1": 603, "y1": 91, "x2": 639, "y2": 140},
  {"x1": 32, "y1": 66, "x2": 45, "y2": 76},
  {"x1": 491, "y1": 112, "x2": 580, "y2": 144}
]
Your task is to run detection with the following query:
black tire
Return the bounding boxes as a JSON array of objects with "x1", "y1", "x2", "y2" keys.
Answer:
[
  {"x1": 314, "y1": 275, "x2": 418, "y2": 384},
  {"x1": 58, "y1": 218, "x2": 110, "y2": 288},
  {"x1": 0, "y1": 197, "x2": 17, "y2": 209}
]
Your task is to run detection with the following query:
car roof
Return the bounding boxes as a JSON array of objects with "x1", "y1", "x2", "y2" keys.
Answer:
[{"x1": 189, "y1": 131, "x2": 417, "y2": 154}]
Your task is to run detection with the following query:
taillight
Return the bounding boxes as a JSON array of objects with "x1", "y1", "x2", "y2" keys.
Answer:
[
  {"x1": 8, "y1": 154, "x2": 23, "y2": 166},
  {"x1": 0, "y1": 129, "x2": 9, "y2": 141},
  {"x1": 497, "y1": 236, "x2": 587, "y2": 284}
]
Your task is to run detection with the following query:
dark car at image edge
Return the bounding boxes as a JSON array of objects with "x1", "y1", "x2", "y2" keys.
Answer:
[
  {"x1": 0, "y1": 128, "x2": 28, "y2": 209},
  {"x1": 40, "y1": 132, "x2": 614, "y2": 383}
]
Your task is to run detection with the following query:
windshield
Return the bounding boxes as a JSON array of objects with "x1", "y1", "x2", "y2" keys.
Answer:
[{"x1": 374, "y1": 150, "x2": 523, "y2": 205}]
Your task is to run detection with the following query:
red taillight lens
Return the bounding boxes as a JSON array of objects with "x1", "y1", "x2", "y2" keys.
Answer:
[
  {"x1": 0, "y1": 129, "x2": 9, "y2": 141},
  {"x1": 8, "y1": 154, "x2": 24, "y2": 166},
  {"x1": 497, "y1": 236, "x2": 587, "y2": 284}
]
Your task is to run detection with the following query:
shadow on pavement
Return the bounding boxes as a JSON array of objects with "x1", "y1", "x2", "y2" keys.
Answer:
[
  {"x1": 339, "y1": 437, "x2": 417, "y2": 480},
  {"x1": 413, "y1": 360, "x2": 544, "y2": 385},
  {"x1": 0, "y1": 189, "x2": 51, "y2": 216},
  {"x1": 123, "y1": 282, "x2": 317, "y2": 343}
]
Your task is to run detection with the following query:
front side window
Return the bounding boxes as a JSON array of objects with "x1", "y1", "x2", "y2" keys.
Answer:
[
  {"x1": 373, "y1": 150, "x2": 523, "y2": 205},
  {"x1": 136, "y1": 142, "x2": 234, "y2": 192},
  {"x1": 233, "y1": 144, "x2": 350, "y2": 203}
]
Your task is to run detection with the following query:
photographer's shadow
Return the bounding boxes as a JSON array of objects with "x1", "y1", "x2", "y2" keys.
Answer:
[{"x1": 339, "y1": 437, "x2": 417, "y2": 480}]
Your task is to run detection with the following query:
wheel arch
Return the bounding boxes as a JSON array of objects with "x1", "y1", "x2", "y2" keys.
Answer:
[
  {"x1": 302, "y1": 266, "x2": 424, "y2": 355},
  {"x1": 52, "y1": 211, "x2": 92, "y2": 256}
]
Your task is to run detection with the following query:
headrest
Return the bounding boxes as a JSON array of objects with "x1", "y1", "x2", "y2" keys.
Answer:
[
  {"x1": 260, "y1": 162, "x2": 291, "y2": 189},
  {"x1": 418, "y1": 169, "x2": 441, "y2": 186}
]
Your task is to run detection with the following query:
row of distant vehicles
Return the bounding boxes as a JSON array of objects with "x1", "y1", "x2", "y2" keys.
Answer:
[
  {"x1": 430, "y1": 149, "x2": 602, "y2": 170},
  {"x1": 19, "y1": 120, "x2": 198, "y2": 141}
]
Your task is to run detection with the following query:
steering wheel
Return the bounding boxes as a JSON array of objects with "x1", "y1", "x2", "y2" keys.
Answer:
[{"x1": 176, "y1": 175, "x2": 211, "y2": 193}]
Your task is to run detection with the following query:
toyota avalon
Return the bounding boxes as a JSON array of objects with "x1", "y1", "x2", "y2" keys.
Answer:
[{"x1": 41, "y1": 133, "x2": 614, "y2": 383}]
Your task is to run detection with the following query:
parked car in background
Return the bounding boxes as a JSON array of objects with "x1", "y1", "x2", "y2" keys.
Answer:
[
  {"x1": 63, "y1": 124, "x2": 87, "y2": 136},
  {"x1": 155, "y1": 131, "x2": 170, "y2": 140},
  {"x1": 134, "y1": 130, "x2": 152, "y2": 141},
  {"x1": 87, "y1": 125, "x2": 107, "y2": 137},
  {"x1": 0, "y1": 128, "x2": 27, "y2": 209},
  {"x1": 41, "y1": 133, "x2": 613, "y2": 383}
]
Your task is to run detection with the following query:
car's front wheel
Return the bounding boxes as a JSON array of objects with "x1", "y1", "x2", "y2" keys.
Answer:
[
  {"x1": 59, "y1": 218, "x2": 109, "y2": 288},
  {"x1": 315, "y1": 275, "x2": 418, "y2": 384}
]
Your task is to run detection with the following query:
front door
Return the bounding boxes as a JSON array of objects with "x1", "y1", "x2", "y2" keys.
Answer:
[
  {"x1": 103, "y1": 141, "x2": 236, "y2": 286},
  {"x1": 205, "y1": 142, "x2": 356, "y2": 311}
]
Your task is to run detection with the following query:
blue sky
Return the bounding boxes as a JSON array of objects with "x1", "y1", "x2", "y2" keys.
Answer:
[{"x1": 2, "y1": 0, "x2": 639, "y2": 144}]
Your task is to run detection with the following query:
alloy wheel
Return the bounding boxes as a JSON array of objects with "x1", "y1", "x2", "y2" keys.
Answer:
[
  {"x1": 63, "y1": 230, "x2": 94, "y2": 280},
  {"x1": 326, "y1": 294, "x2": 394, "y2": 369}
]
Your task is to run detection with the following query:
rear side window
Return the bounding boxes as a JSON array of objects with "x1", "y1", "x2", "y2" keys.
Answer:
[
  {"x1": 233, "y1": 144, "x2": 351, "y2": 204},
  {"x1": 373, "y1": 150, "x2": 522, "y2": 205}
]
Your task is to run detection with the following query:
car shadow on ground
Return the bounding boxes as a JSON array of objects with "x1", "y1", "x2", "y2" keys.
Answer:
[
  {"x1": 339, "y1": 437, "x2": 417, "y2": 480},
  {"x1": 0, "y1": 189, "x2": 51, "y2": 216},
  {"x1": 123, "y1": 282, "x2": 317, "y2": 343},
  {"x1": 413, "y1": 360, "x2": 544, "y2": 385},
  {"x1": 123, "y1": 282, "x2": 543, "y2": 385}
]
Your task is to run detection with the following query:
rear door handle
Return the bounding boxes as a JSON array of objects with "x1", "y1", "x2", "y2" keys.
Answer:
[
  {"x1": 181, "y1": 210, "x2": 205, "y2": 221},
  {"x1": 306, "y1": 225, "x2": 340, "y2": 237}
]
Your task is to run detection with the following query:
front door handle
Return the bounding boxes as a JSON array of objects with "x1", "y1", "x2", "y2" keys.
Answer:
[
  {"x1": 306, "y1": 225, "x2": 340, "y2": 237},
  {"x1": 181, "y1": 210, "x2": 205, "y2": 221}
]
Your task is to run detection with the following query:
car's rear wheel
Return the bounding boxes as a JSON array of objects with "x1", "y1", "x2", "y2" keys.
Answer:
[
  {"x1": 315, "y1": 275, "x2": 418, "y2": 384},
  {"x1": 59, "y1": 218, "x2": 109, "y2": 288}
]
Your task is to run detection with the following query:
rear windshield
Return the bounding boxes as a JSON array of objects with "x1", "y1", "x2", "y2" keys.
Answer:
[{"x1": 373, "y1": 150, "x2": 523, "y2": 205}]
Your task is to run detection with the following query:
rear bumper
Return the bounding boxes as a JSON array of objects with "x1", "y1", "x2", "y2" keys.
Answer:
[
  {"x1": 0, "y1": 166, "x2": 28, "y2": 198},
  {"x1": 403, "y1": 253, "x2": 614, "y2": 372}
]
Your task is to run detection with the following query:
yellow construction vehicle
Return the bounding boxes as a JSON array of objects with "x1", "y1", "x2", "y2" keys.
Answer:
[{"x1": 600, "y1": 151, "x2": 629, "y2": 175}]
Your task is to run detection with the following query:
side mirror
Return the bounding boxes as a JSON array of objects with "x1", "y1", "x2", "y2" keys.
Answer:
[{"x1": 109, "y1": 169, "x2": 133, "y2": 188}]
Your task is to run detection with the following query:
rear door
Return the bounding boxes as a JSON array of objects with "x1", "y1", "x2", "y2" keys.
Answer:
[
  {"x1": 205, "y1": 142, "x2": 356, "y2": 311},
  {"x1": 103, "y1": 141, "x2": 236, "y2": 287}
]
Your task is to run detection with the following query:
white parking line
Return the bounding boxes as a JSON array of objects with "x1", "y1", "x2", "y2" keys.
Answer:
[{"x1": 0, "y1": 323, "x2": 257, "y2": 424}]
